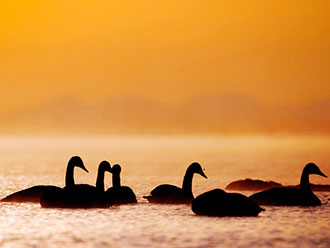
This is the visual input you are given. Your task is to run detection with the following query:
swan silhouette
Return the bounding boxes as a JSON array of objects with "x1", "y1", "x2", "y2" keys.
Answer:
[
  {"x1": 249, "y1": 163, "x2": 327, "y2": 206},
  {"x1": 143, "y1": 162, "x2": 207, "y2": 204},
  {"x1": 1, "y1": 156, "x2": 87, "y2": 203},
  {"x1": 192, "y1": 189, "x2": 264, "y2": 217},
  {"x1": 40, "y1": 160, "x2": 112, "y2": 208},
  {"x1": 105, "y1": 164, "x2": 137, "y2": 204}
]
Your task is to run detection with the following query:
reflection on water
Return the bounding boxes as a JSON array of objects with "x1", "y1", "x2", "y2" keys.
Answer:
[{"x1": 1, "y1": 135, "x2": 330, "y2": 247}]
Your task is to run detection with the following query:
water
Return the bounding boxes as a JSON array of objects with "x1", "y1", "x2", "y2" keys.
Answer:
[{"x1": 1, "y1": 135, "x2": 330, "y2": 248}]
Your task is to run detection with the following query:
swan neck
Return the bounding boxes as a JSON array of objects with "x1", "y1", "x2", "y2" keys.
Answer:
[
  {"x1": 65, "y1": 162, "x2": 75, "y2": 187},
  {"x1": 113, "y1": 173, "x2": 121, "y2": 188},
  {"x1": 96, "y1": 167, "x2": 106, "y2": 191},
  {"x1": 182, "y1": 168, "x2": 193, "y2": 196},
  {"x1": 300, "y1": 170, "x2": 311, "y2": 191}
]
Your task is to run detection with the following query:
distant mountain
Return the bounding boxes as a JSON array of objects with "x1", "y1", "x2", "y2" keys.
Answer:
[{"x1": 1, "y1": 94, "x2": 330, "y2": 134}]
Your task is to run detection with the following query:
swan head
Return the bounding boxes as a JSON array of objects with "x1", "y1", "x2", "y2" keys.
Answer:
[
  {"x1": 99, "y1": 160, "x2": 112, "y2": 173},
  {"x1": 189, "y1": 162, "x2": 207, "y2": 179},
  {"x1": 112, "y1": 164, "x2": 122, "y2": 175},
  {"x1": 69, "y1": 156, "x2": 89, "y2": 173},
  {"x1": 304, "y1": 163, "x2": 327, "y2": 178}
]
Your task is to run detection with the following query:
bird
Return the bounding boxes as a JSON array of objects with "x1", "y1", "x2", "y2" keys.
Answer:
[
  {"x1": 40, "y1": 160, "x2": 112, "y2": 208},
  {"x1": 192, "y1": 189, "x2": 264, "y2": 217},
  {"x1": 249, "y1": 163, "x2": 327, "y2": 206},
  {"x1": 143, "y1": 162, "x2": 207, "y2": 204},
  {"x1": 105, "y1": 164, "x2": 137, "y2": 204},
  {"x1": 1, "y1": 156, "x2": 87, "y2": 203}
]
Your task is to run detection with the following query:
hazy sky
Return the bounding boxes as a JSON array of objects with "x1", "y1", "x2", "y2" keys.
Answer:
[{"x1": 0, "y1": 1, "x2": 329, "y2": 132}]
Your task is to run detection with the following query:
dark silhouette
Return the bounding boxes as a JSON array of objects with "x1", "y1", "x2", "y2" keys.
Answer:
[
  {"x1": 40, "y1": 160, "x2": 112, "y2": 208},
  {"x1": 303, "y1": 184, "x2": 330, "y2": 192},
  {"x1": 143, "y1": 162, "x2": 207, "y2": 204},
  {"x1": 105, "y1": 164, "x2": 137, "y2": 204},
  {"x1": 192, "y1": 189, "x2": 264, "y2": 217},
  {"x1": 1, "y1": 185, "x2": 60, "y2": 203},
  {"x1": 1, "y1": 156, "x2": 87, "y2": 203},
  {"x1": 226, "y1": 178, "x2": 330, "y2": 192},
  {"x1": 249, "y1": 163, "x2": 327, "y2": 206},
  {"x1": 225, "y1": 179, "x2": 283, "y2": 191}
]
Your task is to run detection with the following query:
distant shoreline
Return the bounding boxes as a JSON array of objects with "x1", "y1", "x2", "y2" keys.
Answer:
[{"x1": 225, "y1": 179, "x2": 330, "y2": 192}]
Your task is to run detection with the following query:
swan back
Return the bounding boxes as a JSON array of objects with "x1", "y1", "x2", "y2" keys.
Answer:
[{"x1": 192, "y1": 189, "x2": 264, "y2": 217}]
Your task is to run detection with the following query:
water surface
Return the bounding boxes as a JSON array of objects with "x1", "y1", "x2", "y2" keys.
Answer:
[{"x1": 1, "y1": 135, "x2": 330, "y2": 247}]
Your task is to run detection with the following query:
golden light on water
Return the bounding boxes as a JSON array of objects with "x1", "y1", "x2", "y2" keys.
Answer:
[{"x1": 1, "y1": 135, "x2": 330, "y2": 247}]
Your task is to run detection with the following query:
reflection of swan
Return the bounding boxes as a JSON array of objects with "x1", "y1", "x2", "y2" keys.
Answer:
[
  {"x1": 192, "y1": 189, "x2": 264, "y2": 217},
  {"x1": 40, "y1": 160, "x2": 112, "y2": 208},
  {"x1": 143, "y1": 162, "x2": 207, "y2": 204},
  {"x1": 1, "y1": 156, "x2": 87, "y2": 203},
  {"x1": 250, "y1": 163, "x2": 327, "y2": 206},
  {"x1": 105, "y1": 164, "x2": 137, "y2": 204}
]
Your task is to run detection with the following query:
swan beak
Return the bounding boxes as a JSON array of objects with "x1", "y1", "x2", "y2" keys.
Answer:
[
  {"x1": 317, "y1": 170, "x2": 327, "y2": 178},
  {"x1": 81, "y1": 165, "x2": 89, "y2": 173},
  {"x1": 200, "y1": 170, "x2": 208, "y2": 179}
]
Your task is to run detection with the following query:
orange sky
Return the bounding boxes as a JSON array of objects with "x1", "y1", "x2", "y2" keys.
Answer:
[{"x1": 0, "y1": 1, "x2": 329, "y2": 133}]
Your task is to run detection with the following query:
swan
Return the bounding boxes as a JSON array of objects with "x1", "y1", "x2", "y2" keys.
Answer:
[
  {"x1": 40, "y1": 160, "x2": 112, "y2": 208},
  {"x1": 192, "y1": 189, "x2": 264, "y2": 217},
  {"x1": 105, "y1": 164, "x2": 137, "y2": 204},
  {"x1": 143, "y1": 162, "x2": 207, "y2": 204},
  {"x1": 249, "y1": 163, "x2": 327, "y2": 206},
  {"x1": 1, "y1": 156, "x2": 87, "y2": 203}
]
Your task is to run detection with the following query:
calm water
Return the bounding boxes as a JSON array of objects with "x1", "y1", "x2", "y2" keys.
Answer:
[{"x1": 1, "y1": 135, "x2": 330, "y2": 248}]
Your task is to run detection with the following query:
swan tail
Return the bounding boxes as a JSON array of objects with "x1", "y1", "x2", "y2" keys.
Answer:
[{"x1": 1, "y1": 196, "x2": 11, "y2": 202}]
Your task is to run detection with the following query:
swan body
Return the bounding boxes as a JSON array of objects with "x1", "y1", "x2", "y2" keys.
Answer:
[
  {"x1": 105, "y1": 164, "x2": 137, "y2": 204},
  {"x1": 1, "y1": 185, "x2": 60, "y2": 203},
  {"x1": 1, "y1": 156, "x2": 87, "y2": 203},
  {"x1": 249, "y1": 163, "x2": 327, "y2": 206},
  {"x1": 143, "y1": 162, "x2": 207, "y2": 204},
  {"x1": 146, "y1": 184, "x2": 190, "y2": 204},
  {"x1": 40, "y1": 160, "x2": 112, "y2": 208},
  {"x1": 192, "y1": 189, "x2": 264, "y2": 217},
  {"x1": 41, "y1": 186, "x2": 109, "y2": 208}
]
